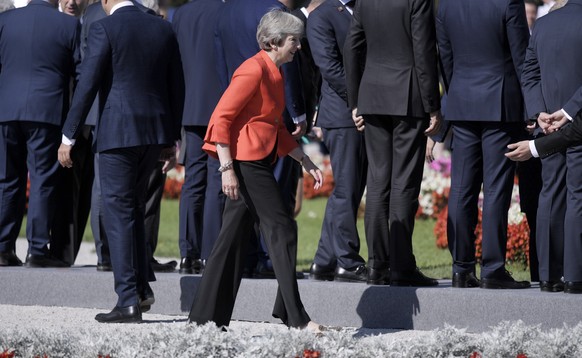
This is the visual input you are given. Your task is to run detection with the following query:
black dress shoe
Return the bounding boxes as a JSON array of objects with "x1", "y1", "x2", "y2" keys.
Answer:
[
  {"x1": 452, "y1": 272, "x2": 480, "y2": 288},
  {"x1": 540, "y1": 280, "x2": 565, "y2": 292},
  {"x1": 139, "y1": 287, "x2": 155, "y2": 313},
  {"x1": 96, "y1": 263, "x2": 113, "y2": 272},
  {"x1": 480, "y1": 270, "x2": 530, "y2": 289},
  {"x1": 367, "y1": 267, "x2": 390, "y2": 285},
  {"x1": 179, "y1": 257, "x2": 202, "y2": 274},
  {"x1": 151, "y1": 258, "x2": 177, "y2": 273},
  {"x1": 335, "y1": 265, "x2": 368, "y2": 283},
  {"x1": 0, "y1": 251, "x2": 23, "y2": 266},
  {"x1": 95, "y1": 305, "x2": 142, "y2": 323},
  {"x1": 309, "y1": 263, "x2": 335, "y2": 281},
  {"x1": 564, "y1": 281, "x2": 582, "y2": 294},
  {"x1": 254, "y1": 261, "x2": 276, "y2": 279},
  {"x1": 391, "y1": 267, "x2": 438, "y2": 287},
  {"x1": 24, "y1": 254, "x2": 70, "y2": 268}
]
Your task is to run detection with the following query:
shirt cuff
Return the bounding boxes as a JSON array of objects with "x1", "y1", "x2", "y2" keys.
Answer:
[
  {"x1": 529, "y1": 140, "x2": 539, "y2": 158},
  {"x1": 562, "y1": 108, "x2": 573, "y2": 121},
  {"x1": 292, "y1": 114, "x2": 306, "y2": 124},
  {"x1": 62, "y1": 134, "x2": 76, "y2": 146}
]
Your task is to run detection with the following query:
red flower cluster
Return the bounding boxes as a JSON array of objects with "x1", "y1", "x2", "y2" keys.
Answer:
[
  {"x1": 434, "y1": 206, "x2": 530, "y2": 266},
  {"x1": 163, "y1": 177, "x2": 183, "y2": 199},
  {"x1": 0, "y1": 350, "x2": 15, "y2": 358},
  {"x1": 297, "y1": 349, "x2": 321, "y2": 358}
]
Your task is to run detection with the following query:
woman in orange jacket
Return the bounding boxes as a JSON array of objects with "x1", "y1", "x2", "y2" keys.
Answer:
[{"x1": 188, "y1": 9, "x2": 324, "y2": 333}]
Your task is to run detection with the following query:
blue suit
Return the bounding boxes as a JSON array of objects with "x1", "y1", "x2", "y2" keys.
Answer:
[
  {"x1": 215, "y1": 0, "x2": 305, "y2": 273},
  {"x1": 0, "y1": 0, "x2": 79, "y2": 257},
  {"x1": 62, "y1": 5, "x2": 184, "y2": 307},
  {"x1": 173, "y1": 0, "x2": 226, "y2": 263},
  {"x1": 437, "y1": 0, "x2": 529, "y2": 278},
  {"x1": 307, "y1": 0, "x2": 367, "y2": 271},
  {"x1": 522, "y1": 0, "x2": 582, "y2": 282}
]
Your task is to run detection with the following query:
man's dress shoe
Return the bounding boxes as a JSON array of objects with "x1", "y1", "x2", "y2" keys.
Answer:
[
  {"x1": 309, "y1": 263, "x2": 335, "y2": 281},
  {"x1": 96, "y1": 263, "x2": 113, "y2": 272},
  {"x1": 564, "y1": 281, "x2": 582, "y2": 294},
  {"x1": 367, "y1": 267, "x2": 390, "y2": 285},
  {"x1": 139, "y1": 288, "x2": 155, "y2": 313},
  {"x1": 0, "y1": 251, "x2": 23, "y2": 266},
  {"x1": 24, "y1": 254, "x2": 69, "y2": 268},
  {"x1": 179, "y1": 257, "x2": 202, "y2": 274},
  {"x1": 254, "y1": 261, "x2": 276, "y2": 279},
  {"x1": 540, "y1": 280, "x2": 565, "y2": 292},
  {"x1": 151, "y1": 258, "x2": 177, "y2": 273},
  {"x1": 95, "y1": 305, "x2": 142, "y2": 323},
  {"x1": 391, "y1": 267, "x2": 438, "y2": 287},
  {"x1": 480, "y1": 270, "x2": 530, "y2": 289},
  {"x1": 452, "y1": 272, "x2": 480, "y2": 288},
  {"x1": 334, "y1": 265, "x2": 368, "y2": 283}
]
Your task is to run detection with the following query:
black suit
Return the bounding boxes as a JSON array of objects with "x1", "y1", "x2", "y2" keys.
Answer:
[
  {"x1": 0, "y1": 1, "x2": 79, "y2": 258},
  {"x1": 437, "y1": 0, "x2": 528, "y2": 279},
  {"x1": 173, "y1": 0, "x2": 226, "y2": 263},
  {"x1": 307, "y1": 0, "x2": 367, "y2": 271},
  {"x1": 522, "y1": 0, "x2": 582, "y2": 283},
  {"x1": 344, "y1": 0, "x2": 440, "y2": 274},
  {"x1": 62, "y1": 5, "x2": 183, "y2": 307}
]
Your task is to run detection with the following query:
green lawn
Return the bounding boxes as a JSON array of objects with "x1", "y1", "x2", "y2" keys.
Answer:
[{"x1": 23, "y1": 197, "x2": 530, "y2": 280}]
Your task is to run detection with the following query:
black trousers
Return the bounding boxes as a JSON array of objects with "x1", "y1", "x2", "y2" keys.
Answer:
[
  {"x1": 189, "y1": 158, "x2": 310, "y2": 328},
  {"x1": 363, "y1": 115, "x2": 427, "y2": 272}
]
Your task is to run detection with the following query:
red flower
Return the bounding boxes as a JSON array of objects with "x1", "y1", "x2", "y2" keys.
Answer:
[
  {"x1": 0, "y1": 350, "x2": 16, "y2": 358},
  {"x1": 469, "y1": 352, "x2": 482, "y2": 358},
  {"x1": 516, "y1": 353, "x2": 528, "y2": 358}
]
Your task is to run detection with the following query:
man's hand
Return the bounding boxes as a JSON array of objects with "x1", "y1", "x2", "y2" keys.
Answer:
[
  {"x1": 547, "y1": 109, "x2": 568, "y2": 133},
  {"x1": 525, "y1": 122, "x2": 537, "y2": 135},
  {"x1": 291, "y1": 121, "x2": 307, "y2": 140},
  {"x1": 58, "y1": 143, "x2": 73, "y2": 168},
  {"x1": 352, "y1": 108, "x2": 365, "y2": 131},
  {"x1": 426, "y1": 137, "x2": 436, "y2": 163},
  {"x1": 424, "y1": 110, "x2": 442, "y2": 136},
  {"x1": 505, "y1": 141, "x2": 533, "y2": 162},
  {"x1": 159, "y1": 146, "x2": 177, "y2": 174}
]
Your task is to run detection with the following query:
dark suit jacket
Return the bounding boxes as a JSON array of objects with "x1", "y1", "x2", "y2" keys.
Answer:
[
  {"x1": 306, "y1": 0, "x2": 352, "y2": 129},
  {"x1": 80, "y1": 1, "x2": 156, "y2": 126},
  {"x1": 215, "y1": 0, "x2": 305, "y2": 125},
  {"x1": 0, "y1": 0, "x2": 80, "y2": 126},
  {"x1": 344, "y1": 0, "x2": 440, "y2": 117},
  {"x1": 535, "y1": 116, "x2": 582, "y2": 158},
  {"x1": 437, "y1": 0, "x2": 529, "y2": 122},
  {"x1": 62, "y1": 5, "x2": 184, "y2": 153},
  {"x1": 291, "y1": 8, "x2": 321, "y2": 129},
  {"x1": 172, "y1": 0, "x2": 223, "y2": 127},
  {"x1": 522, "y1": 0, "x2": 582, "y2": 119}
]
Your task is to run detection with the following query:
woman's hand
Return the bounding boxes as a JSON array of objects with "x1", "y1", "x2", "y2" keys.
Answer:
[
  {"x1": 302, "y1": 157, "x2": 324, "y2": 190},
  {"x1": 222, "y1": 169, "x2": 240, "y2": 200}
]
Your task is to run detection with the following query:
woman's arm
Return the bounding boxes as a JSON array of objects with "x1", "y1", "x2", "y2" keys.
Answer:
[
  {"x1": 288, "y1": 147, "x2": 323, "y2": 190},
  {"x1": 216, "y1": 143, "x2": 239, "y2": 200}
]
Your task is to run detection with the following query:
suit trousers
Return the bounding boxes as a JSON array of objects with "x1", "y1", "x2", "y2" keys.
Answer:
[
  {"x1": 189, "y1": 158, "x2": 310, "y2": 328},
  {"x1": 0, "y1": 121, "x2": 60, "y2": 255},
  {"x1": 178, "y1": 126, "x2": 225, "y2": 260},
  {"x1": 51, "y1": 130, "x2": 94, "y2": 265},
  {"x1": 90, "y1": 152, "x2": 110, "y2": 266},
  {"x1": 565, "y1": 145, "x2": 582, "y2": 281},
  {"x1": 363, "y1": 115, "x2": 427, "y2": 272},
  {"x1": 314, "y1": 127, "x2": 367, "y2": 269},
  {"x1": 536, "y1": 151, "x2": 565, "y2": 282},
  {"x1": 99, "y1": 145, "x2": 160, "y2": 307},
  {"x1": 144, "y1": 160, "x2": 166, "y2": 258},
  {"x1": 447, "y1": 121, "x2": 518, "y2": 278}
]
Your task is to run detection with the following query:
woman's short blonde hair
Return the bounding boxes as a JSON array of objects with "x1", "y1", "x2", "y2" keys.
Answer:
[{"x1": 256, "y1": 9, "x2": 304, "y2": 51}]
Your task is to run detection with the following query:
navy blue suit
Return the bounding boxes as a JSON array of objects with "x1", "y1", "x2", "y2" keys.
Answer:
[
  {"x1": 62, "y1": 5, "x2": 183, "y2": 307},
  {"x1": 0, "y1": 0, "x2": 79, "y2": 257},
  {"x1": 307, "y1": 0, "x2": 367, "y2": 271},
  {"x1": 215, "y1": 0, "x2": 305, "y2": 273},
  {"x1": 523, "y1": 0, "x2": 582, "y2": 282},
  {"x1": 437, "y1": 0, "x2": 529, "y2": 278},
  {"x1": 173, "y1": 0, "x2": 226, "y2": 263}
]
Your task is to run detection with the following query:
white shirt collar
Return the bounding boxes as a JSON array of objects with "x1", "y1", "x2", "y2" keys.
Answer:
[
  {"x1": 338, "y1": 0, "x2": 353, "y2": 15},
  {"x1": 110, "y1": 1, "x2": 134, "y2": 14},
  {"x1": 300, "y1": 7, "x2": 309, "y2": 18}
]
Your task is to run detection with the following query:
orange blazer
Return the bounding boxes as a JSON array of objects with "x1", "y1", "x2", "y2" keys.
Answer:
[{"x1": 203, "y1": 50, "x2": 299, "y2": 161}]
